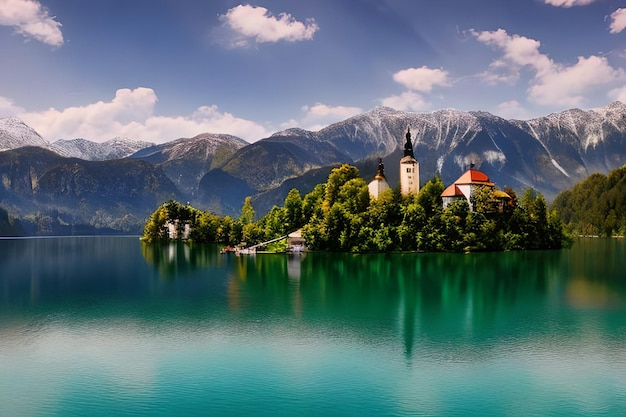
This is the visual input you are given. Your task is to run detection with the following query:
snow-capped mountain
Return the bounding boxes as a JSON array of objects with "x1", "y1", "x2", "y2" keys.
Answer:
[
  {"x1": 129, "y1": 133, "x2": 249, "y2": 198},
  {"x1": 0, "y1": 117, "x2": 49, "y2": 151},
  {"x1": 200, "y1": 101, "x2": 626, "y2": 212},
  {"x1": 512, "y1": 101, "x2": 626, "y2": 180},
  {"x1": 1, "y1": 102, "x2": 625, "y2": 231},
  {"x1": 0, "y1": 117, "x2": 156, "y2": 160},
  {"x1": 50, "y1": 137, "x2": 155, "y2": 161},
  {"x1": 131, "y1": 133, "x2": 248, "y2": 163}
]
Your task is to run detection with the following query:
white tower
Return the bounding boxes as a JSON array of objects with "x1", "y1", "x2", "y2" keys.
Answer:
[
  {"x1": 399, "y1": 127, "x2": 420, "y2": 196},
  {"x1": 368, "y1": 158, "x2": 391, "y2": 199}
]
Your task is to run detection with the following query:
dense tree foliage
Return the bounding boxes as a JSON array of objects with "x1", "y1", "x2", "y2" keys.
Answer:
[
  {"x1": 142, "y1": 163, "x2": 571, "y2": 252},
  {"x1": 551, "y1": 164, "x2": 626, "y2": 237}
]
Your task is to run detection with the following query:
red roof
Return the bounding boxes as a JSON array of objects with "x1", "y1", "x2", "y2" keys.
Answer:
[
  {"x1": 441, "y1": 184, "x2": 463, "y2": 197},
  {"x1": 454, "y1": 169, "x2": 494, "y2": 186}
]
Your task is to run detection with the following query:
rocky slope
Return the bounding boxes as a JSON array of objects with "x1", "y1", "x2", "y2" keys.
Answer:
[
  {"x1": 0, "y1": 146, "x2": 180, "y2": 234},
  {"x1": 130, "y1": 133, "x2": 249, "y2": 198}
]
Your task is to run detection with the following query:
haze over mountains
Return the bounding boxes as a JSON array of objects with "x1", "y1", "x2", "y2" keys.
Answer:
[{"x1": 1, "y1": 102, "x2": 625, "y2": 235}]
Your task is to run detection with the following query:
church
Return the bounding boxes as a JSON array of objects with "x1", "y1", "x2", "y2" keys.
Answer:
[
  {"x1": 367, "y1": 127, "x2": 420, "y2": 199},
  {"x1": 368, "y1": 127, "x2": 510, "y2": 211}
]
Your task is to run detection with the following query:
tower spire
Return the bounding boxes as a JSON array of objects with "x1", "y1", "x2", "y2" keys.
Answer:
[
  {"x1": 399, "y1": 127, "x2": 419, "y2": 196},
  {"x1": 375, "y1": 158, "x2": 386, "y2": 179},
  {"x1": 403, "y1": 127, "x2": 414, "y2": 158}
]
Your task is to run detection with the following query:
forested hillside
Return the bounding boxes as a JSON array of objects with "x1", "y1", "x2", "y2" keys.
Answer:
[{"x1": 551, "y1": 165, "x2": 626, "y2": 237}]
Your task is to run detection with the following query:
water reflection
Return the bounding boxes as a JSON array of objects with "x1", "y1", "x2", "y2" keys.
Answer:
[
  {"x1": 140, "y1": 241, "x2": 225, "y2": 279},
  {"x1": 2, "y1": 238, "x2": 625, "y2": 359},
  {"x1": 216, "y1": 250, "x2": 568, "y2": 358},
  {"x1": 2, "y1": 238, "x2": 626, "y2": 416}
]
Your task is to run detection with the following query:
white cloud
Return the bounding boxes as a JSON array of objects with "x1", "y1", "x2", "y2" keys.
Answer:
[
  {"x1": 609, "y1": 85, "x2": 626, "y2": 103},
  {"x1": 392, "y1": 66, "x2": 450, "y2": 92},
  {"x1": 494, "y1": 100, "x2": 532, "y2": 120},
  {"x1": 543, "y1": 0, "x2": 597, "y2": 7},
  {"x1": 0, "y1": 0, "x2": 63, "y2": 46},
  {"x1": 609, "y1": 8, "x2": 626, "y2": 34},
  {"x1": 282, "y1": 103, "x2": 362, "y2": 132},
  {"x1": 381, "y1": 91, "x2": 431, "y2": 112},
  {"x1": 381, "y1": 66, "x2": 450, "y2": 112},
  {"x1": 471, "y1": 29, "x2": 552, "y2": 78},
  {"x1": 219, "y1": 4, "x2": 318, "y2": 47},
  {"x1": 472, "y1": 28, "x2": 626, "y2": 107},
  {"x1": 529, "y1": 55, "x2": 625, "y2": 106},
  {"x1": 0, "y1": 96, "x2": 25, "y2": 117},
  {"x1": 15, "y1": 88, "x2": 268, "y2": 143}
]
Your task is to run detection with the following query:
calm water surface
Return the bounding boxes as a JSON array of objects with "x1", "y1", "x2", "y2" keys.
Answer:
[{"x1": 1, "y1": 237, "x2": 625, "y2": 416}]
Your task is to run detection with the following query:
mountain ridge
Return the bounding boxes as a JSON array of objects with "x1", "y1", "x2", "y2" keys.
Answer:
[
  {"x1": 50, "y1": 137, "x2": 156, "y2": 160},
  {"x1": 0, "y1": 101, "x2": 625, "y2": 234},
  {"x1": 198, "y1": 101, "x2": 625, "y2": 212}
]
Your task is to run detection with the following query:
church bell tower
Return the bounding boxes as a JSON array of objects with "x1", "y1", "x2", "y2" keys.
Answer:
[{"x1": 399, "y1": 127, "x2": 420, "y2": 196}]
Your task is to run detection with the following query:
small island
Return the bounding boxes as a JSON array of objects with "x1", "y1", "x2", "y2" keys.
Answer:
[{"x1": 142, "y1": 161, "x2": 570, "y2": 253}]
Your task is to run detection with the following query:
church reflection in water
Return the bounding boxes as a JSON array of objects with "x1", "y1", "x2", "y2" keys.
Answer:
[
  {"x1": 220, "y1": 248, "x2": 587, "y2": 358},
  {"x1": 139, "y1": 241, "x2": 625, "y2": 359}
]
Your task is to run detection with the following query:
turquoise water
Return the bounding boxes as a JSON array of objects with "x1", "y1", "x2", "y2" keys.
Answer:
[{"x1": 1, "y1": 237, "x2": 625, "y2": 416}]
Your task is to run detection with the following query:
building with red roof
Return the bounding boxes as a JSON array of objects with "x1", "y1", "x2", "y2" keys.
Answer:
[{"x1": 441, "y1": 168, "x2": 510, "y2": 211}]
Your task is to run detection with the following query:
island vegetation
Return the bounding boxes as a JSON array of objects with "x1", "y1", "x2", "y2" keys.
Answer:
[
  {"x1": 142, "y1": 163, "x2": 572, "y2": 252},
  {"x1": 551, "y1": 164, "x2": 626, "y2": 237}
]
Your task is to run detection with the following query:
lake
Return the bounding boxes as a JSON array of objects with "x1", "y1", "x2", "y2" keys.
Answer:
[{"x1": 1, "y1": 236, "x2": 625, "y2": 416}]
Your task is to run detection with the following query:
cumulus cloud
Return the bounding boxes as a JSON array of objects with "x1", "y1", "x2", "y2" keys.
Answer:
[
  {"x1": 471, "y1": 29, "x2": 552, "y2": 81},
  {"x1": 0, "y1": 0, "x2": 63, "y2": 46},
  {"x1": 543, "y1": 0, "x2": 597, "y2": 7},
  {"x1": 282, "y1": 103, "x2": 362, "y2": 132},
  {"x1": 16, "y1": 87, "x2": 268, "y2": 143},
  {"x1": 529, "y1": 55, "x2": 624, "y2": 106},
  {"x1": 381, "y1": 91, "x2": 431, "y2": 112},
  {"x1": 609, "y1": 85, "x2": 626, "y2": 103},
  {"x1": 219, "y1": 4, "x2": 318, "y2": 47},
  {"x1": 0, "y1": 96, "x2": 25, "y2": 117},
  {"x1": 392, "y1": 66, "x2": 450, "y2": 92},
  {"x1": 472, "y1": 28, "x2": 625, "y2": 107},
  {"x1": 495, "y1": 100, "x2": 532, "y2": 120},
  {"x1": 609, "y1": 8, "x2": 626, "y2": 34},
  {"x1": 380, "y1": 66, "x2": 450, "y2": 112}
]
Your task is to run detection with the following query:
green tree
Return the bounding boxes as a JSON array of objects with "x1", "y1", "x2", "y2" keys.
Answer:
[
  {"x1": 191, "y1": 211, "x2": 220, "y2": 242},
  {"x1": 217, "y1": 215, "x2": 236, "y2": 245},
  {"x1": 242, "y1": 222, "x2": 264, "y2": 245},
  {"x1": 142, "y1": 203, "x2": 169, "y2": 242},
  {"x1": 239, "y1": 196, "x2": 255, "y2": 225},
  {"x1": 471, "y1": 185, "x2": 496, "y2": 213},
  {"x1": 283, "y1": 188, "x2": 304, "y2": 231},
  {"x1": 302, "y1": 183, "x2": 325, "y2": 222},
  {"x1": 337, "y1": 178, "x2": 369, "y2": 214},
  {"x1": 417, "y1": 173, "x2": 444, "y2": 217},
  {"x1": 397, "y1": 200, "x2": 426, "y2": 251},
  {"x1": 261, "y1": 205, "x2": 287, "y2": 239},
  {"x1": 322, "y1": 164, "x2": 360, "y2": 214}
]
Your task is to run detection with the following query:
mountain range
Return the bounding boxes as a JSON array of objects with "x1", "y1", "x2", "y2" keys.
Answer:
[{"x1": 0, "y1": 102, "x2": 625, "y2": 235}]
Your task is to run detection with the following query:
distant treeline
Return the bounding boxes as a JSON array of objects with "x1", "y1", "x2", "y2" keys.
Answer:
[
  {"x1": 142, "y1": 164, "x2": 570, "y2": 252},
  {"x1": 0, "y1": 207, "x2": 22, "y2": 236},
  {"x1": 551, "y1": 164, "x2": 626, "y2": 237}
]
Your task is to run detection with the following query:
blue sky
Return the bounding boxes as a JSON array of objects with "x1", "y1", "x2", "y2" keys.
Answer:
[{"x1": 1, "y1": 0, "x2": 625, "y2": 143}]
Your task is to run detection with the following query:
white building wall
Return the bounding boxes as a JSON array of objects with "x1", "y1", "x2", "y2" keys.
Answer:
[
  {"x1": 368, "y1": 179, "x2": 390, "y2": 199},
  {"x1": 400, "y1": 160, "x2": 420, "y2": 196},
  {"x1": 457, "y1": 184, "x2": 472, "y2": 207}
]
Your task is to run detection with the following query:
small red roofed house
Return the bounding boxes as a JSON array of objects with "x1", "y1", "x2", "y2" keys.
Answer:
[{"x1": 441, "y1": 169, "x2": 510, "y2": 212}]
